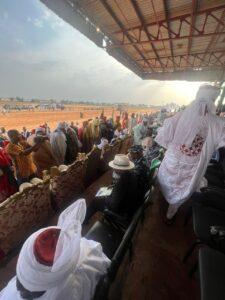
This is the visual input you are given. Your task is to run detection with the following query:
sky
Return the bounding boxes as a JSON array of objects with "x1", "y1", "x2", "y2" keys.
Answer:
[{"x1": 0, "y1": 0, "x2": 204, "y2": 106}]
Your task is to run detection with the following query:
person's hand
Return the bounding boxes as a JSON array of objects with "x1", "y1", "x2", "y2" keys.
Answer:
[{"x1": 0, "y1": 169, "x2": 3, "y2": 176}]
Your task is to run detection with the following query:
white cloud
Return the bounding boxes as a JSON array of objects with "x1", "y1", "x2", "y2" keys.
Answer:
[{"x1": 33, "y1": 18, "x2": 43, "y2": 28}]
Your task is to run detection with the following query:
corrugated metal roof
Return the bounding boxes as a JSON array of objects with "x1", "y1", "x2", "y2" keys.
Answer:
[{"x1": 41, "y1": 0, "x2": 225, "y2": 81}]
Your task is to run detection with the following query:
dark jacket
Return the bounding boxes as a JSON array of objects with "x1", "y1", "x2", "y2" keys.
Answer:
[{"x1": 107, "y1": 171, "x2": 139, "y2": 218}]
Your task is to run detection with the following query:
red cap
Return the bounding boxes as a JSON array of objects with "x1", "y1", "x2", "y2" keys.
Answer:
[{"x1": 33, "y1": 228, "x2": 60, "y2": 266}]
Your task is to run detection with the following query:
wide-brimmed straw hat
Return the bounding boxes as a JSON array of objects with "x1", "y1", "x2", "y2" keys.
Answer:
[{"x1": 109, "y1": 154, "x2": 134, "y2": 170}]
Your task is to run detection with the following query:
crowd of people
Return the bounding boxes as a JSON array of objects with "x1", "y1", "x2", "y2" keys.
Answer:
[
  {"x1": 0, "y1": 112, "x2": 160, "y2": 203},
  {"x1": 0, "y1": 84, "x2": 225, "y2": 299},
  {"x1": 0, "y1": 111, "x2": 161, "y2": 300}
]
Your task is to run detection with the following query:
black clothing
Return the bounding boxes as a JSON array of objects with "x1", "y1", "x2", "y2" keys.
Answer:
[
  {"x1": 205, "y1": 147, "x2": 225, "y2": 189},
  {"x1": 85, "y1": 171, "x2": 139, "y2": 222},
  {"x1": 132, "y1": 156, "x2": 149, "y2": 198}
]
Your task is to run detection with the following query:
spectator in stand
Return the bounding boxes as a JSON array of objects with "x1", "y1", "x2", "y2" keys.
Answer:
[
  {"x1": 155, "y1": 85, "x2": 224, "y2": 222},
  {"x1": 6, "y1": 130, "x2": 41, "y2": 185},
  {"x1": 122, "y1": 112, "x2": 129, "y2": 129},
  {"x1": 78, "y1": 121, "x2": 85, "y2": 143},
  {"x1": 70, "y1": 121, "x2": 78, "y2": 135},
  {"x1": 0, "y1": 199, "x2": 110, "y2": 300},
  {"x1": 143, "y1": 140, "x2": 161, "y2": 167},
  {"x1": 21, "y1": 126, "x2": 30, "y2": 140},
  {"x1": 99, "y1": 118, "x2": 108, "y2": 140},
  {"x1": 114, "y1": 116, "x2": 121, "y2": 130},
  {"x1": 97, "y1": 136, "x2": 109, "y2": 150},
  {"x1": 106, "y1": 118, "x2": 114, "y2": 142},
  {"x1": 84, "y1": 154, "x2": 139, "y2": 223},
  {"x1": 128, "y1": 113, "x2": 137, "y2": 134},
  {"x1": 50, "y1": 122, "x2": 67, "y2": 165},
  {"x1": 91, "y1": 118, "x2": 100, "y2": 145},
  {"x1": 0, "y1": 147, "x2": 18, "y2": 202},
  {"x1": 129, "y1": 145, "x2": 150, "y2": 200},
  {"x1": 142, "y1": 128, "x2": 153, "y2": 152},
  {"x1": 65, "y1": 125, "x2": 80, "y2": 164},
  {"x1": 82, "y1": 120, "x2": 93, "y2": 153},
  {"x1": 43, "y1": 123, "x2": 51, "y2": 137},
  {"x1": 114, "y1": 124, "x2": 123, "y2": 139},
  {"x1": 133, "y1": 117, "x2": 149, "y2": 145},
  {"x1": 27, "y1": 128, "x2": 57, "y2": 177}
]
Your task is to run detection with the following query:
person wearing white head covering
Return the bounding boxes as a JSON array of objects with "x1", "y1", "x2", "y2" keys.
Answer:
[
  {"x1": 50, "y1": 122, "x2": 67, "y2": 165},
  {"x1": 133, "y1": 117, "x2": 149, "y2": 145},
  {"x1": 0, "y1": 199, "x2": 110, "y2": 300},
  {"x1": 155, "y1": 85, "x2": 225, "y2": 222},
  {"x1": 97, "y1": 137, "x2": 109, "y2": 150}
]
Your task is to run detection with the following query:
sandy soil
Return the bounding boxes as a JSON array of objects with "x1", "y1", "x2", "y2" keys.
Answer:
[{"x1": 0, "y1": 105, "x2": 157, "y2": 131}]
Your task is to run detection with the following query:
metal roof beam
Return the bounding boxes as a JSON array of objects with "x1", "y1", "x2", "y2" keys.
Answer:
[
  {"x1": 200, "y1": 8, "x2": 225, "y2": 67},
  {"x1": 99, "y1": 0, "x2": 154, "y2": 71},
  {"x1": 162, "y1": 0, "x2": 175, "y2": 71},
  {"x1": 186, "y1": 0, "x2": 198, "y2": 66},
  {"x1": 136, "y1": 51, "x2": 225, "y2": 67},
  {"x1": 143, "y1": 69, "x2": 225, "y2": 81},
  {"x1": 137, "y1": 49, "x2": 225, "y2": 61},
  {"x1": 112, "y1": 4, "x2": 225, "y2": 35},
  {"x1": 130, "y1": 0, "x2": 165, "y2": 70},
  {"x1": 107, "y1": 30, "x2": 225, "y2": 48}
]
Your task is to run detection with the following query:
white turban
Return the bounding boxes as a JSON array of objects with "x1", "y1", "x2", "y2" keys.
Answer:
[
  {"x1": 196, "y1": 84, "x2": 220, "y2": 103},
  {"x1": 16, "y1": 199, "x2": 86, "y2": 292},
  {"x1": 35, "y1": 127, "x2": 45, "y2": 135},
  {"x1": 171, "y1": 85, "x2": 220, "y2": 147},
  {"x1": 56, "y1": 122, "x2": 66, "y2": 131}
]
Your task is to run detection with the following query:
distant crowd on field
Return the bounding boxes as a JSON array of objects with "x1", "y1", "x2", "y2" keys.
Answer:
[{"x1": 0, "y1": 111, "x2": 165, "y2": 203}]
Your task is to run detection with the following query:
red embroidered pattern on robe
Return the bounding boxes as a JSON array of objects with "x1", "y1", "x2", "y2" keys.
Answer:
[{"x1": 180, "y1": 134, "x2": 205, "y2": 156}]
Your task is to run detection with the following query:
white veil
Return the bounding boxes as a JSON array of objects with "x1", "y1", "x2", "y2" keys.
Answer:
[{"x1": 172, "y1": 85, "x2": 220, "y2": 147}]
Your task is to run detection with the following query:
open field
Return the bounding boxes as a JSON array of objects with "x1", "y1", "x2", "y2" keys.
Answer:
[{"x1": 0, "y1": 104, "x2": 158, "y2": 131}]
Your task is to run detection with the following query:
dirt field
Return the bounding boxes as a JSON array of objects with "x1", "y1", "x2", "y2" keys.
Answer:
[{"x1": 0, "y1": 105, "x2": 158, "y2": 131}]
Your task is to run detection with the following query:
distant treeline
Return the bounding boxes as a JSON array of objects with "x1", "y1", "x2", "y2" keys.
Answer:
[{"x1": 0, "y1": 97, "x2": 159, "y2": 108}]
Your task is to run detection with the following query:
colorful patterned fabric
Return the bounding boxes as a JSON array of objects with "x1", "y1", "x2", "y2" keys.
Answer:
[
  {"x1": 180, "y1": 134, "x2": 205, "y2": 157},
  {"x1": 5, "y1": 142, "x2": 37, "y2": 179}
]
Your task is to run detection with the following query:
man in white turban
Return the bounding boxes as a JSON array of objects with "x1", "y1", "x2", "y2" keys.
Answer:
[
  {"x1": 0, "y1": 199, "x2": 110, "y2": 300},
  {"x1": 155, "y1": 85, "x2": 225, "y2": 222}
]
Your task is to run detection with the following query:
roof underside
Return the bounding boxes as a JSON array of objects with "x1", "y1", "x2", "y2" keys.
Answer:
[{"x1": 41, "y1": 0, "x2": 225, "y2": 81}]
